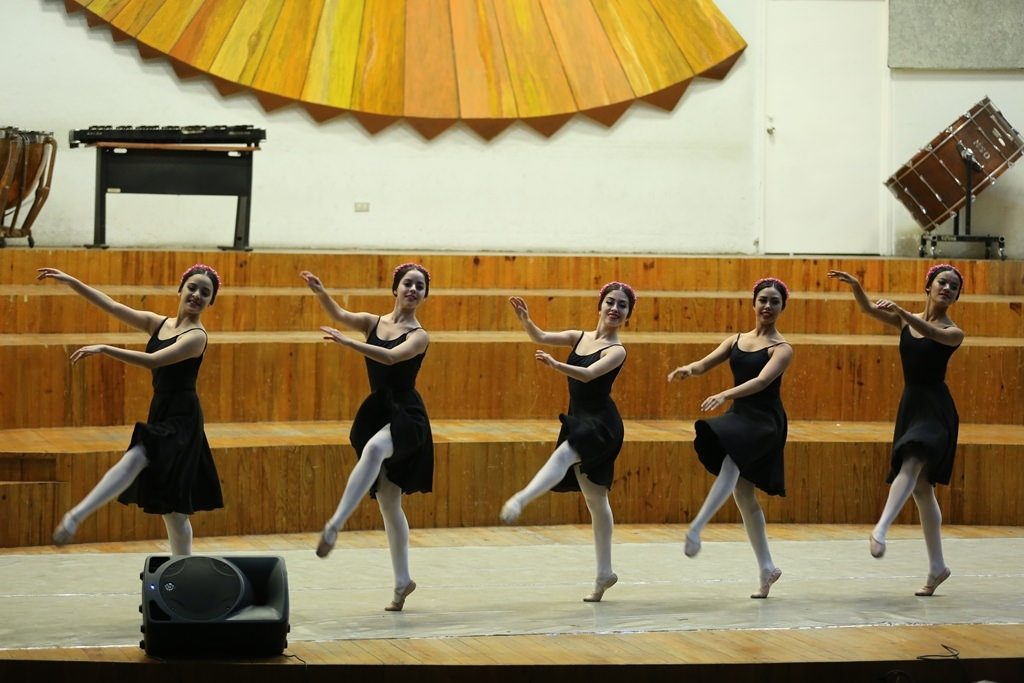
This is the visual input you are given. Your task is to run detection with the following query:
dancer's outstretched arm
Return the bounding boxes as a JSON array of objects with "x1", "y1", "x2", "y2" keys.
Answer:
[
  {"x1": 508, "y1": 296, "x2": 578, "y2": 346},
  {"x1": 827, "y1": 270, "x2": 901, "y2": 329},
  {"x1": 300, "y1": 270, "x2": 376, "y2": 335},
  {"x1": 71, "y1": 328, "x2": 207, "y2": 369},
  {"x1": 37, "y1": 267, "x2": 162, "y2": 334},
  {"x1": 699, "y1": 343, "x2": 793, "y2": 412},
  {"x1": 667, "y1": 335, "x2": 734, "y2": 382},
  {"x1": 320, "y1": 326, "x2": 427, "y2": 365},
  {"x1": 876, "y1": 301, "x2": 964, "y2": 346},
  {"x1": 534, "y1": 344, "x2": 625, "y2": 383}
]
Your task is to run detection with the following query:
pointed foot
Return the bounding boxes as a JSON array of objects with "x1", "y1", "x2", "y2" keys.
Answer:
[{"x1": 583, "y1": 573, "x2": 618, "y2": 603}]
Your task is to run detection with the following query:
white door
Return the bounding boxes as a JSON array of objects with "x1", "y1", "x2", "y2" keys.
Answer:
[{"x1": 762, "y1": 0, "x2": 888, "y2": 254}]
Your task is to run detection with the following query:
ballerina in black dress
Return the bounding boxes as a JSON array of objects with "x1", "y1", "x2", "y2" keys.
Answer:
[
  {"x1": 828, "y1": 264, "x2": 963, "y2": 596},
  {"x1": 302, "y1": 263, "x2": 432, "y2": 612},
  {"x1": 668, "y1": 278, "x2": 792, "y2": 599},
  {"x1": 39, "y1": 264, "x2": 224, "y2": 554},
  {"x1": 500, "y1": 282, "x2": 635, "y2": 602}
]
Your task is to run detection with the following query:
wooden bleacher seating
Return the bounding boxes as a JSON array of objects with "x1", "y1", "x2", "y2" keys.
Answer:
[{"x1": 1, "y1": 250, "x2": 1022, "y2": 546}]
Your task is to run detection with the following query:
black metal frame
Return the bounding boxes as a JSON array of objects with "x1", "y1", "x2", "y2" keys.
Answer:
[
  {"x1": 919, "y1": 146, "x2": 1005, "y2": 260},
  {"x1": 86, "y1": 145, "x2": 256, "y2": 251}
]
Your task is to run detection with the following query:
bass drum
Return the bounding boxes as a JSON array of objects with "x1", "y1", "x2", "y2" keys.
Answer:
[{"x1": 885, "y1": 97, "x2": 1024, "y2": 232}]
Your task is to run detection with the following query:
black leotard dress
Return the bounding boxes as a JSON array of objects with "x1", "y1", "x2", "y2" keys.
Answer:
[
  {"x1": 552, "y1": 333, "x2": 625, "y2": 492},
  {"x1": 887, "y1": 324, "x2": 960, "y2": 485},
  {"x1": 118, "y1": 319, "x2": 223, "y2": 514},
  {"x1": 693, "y1": 335, "x2": 787, "y2": 496},
  {"x1": 349, "y1": 317, "x2": 433, "y2": 497}
]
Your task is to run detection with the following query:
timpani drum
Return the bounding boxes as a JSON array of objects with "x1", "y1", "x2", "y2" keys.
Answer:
[
  {"x1": 0, "y1": 128, "x2": 56, "y2": 247},
  {"x1": 885, "y1": 97, "x2": 1024, "y2": 232}
]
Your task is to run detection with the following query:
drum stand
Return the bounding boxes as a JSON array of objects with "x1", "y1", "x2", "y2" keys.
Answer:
[{"x1": 919, "y1": 147, "x2": 1006, "y2": 260}]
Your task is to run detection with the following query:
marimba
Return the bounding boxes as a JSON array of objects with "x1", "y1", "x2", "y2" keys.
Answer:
[{"x1": 70, "y1": 125, "x2": 266, "y2": 251}]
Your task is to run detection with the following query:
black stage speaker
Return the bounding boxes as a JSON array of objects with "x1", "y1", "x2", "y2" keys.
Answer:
[{"x1": 139, "y1": 555, "x2": 289, "y2": 657}]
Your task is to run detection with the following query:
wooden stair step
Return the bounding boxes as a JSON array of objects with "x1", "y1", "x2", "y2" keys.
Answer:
[
  {"x1": 4, "y1": 284, "x2": 1022, "y2": 336},
  {"x1": 4, "y1": 250, "x2": 1022, "y2": 294},
  {"x1": 2, "y1": 333, "x2": 1020, "y2": 428},
  {"x1": 0, "y1": 420, "x2": 1020, "y2": 548}
]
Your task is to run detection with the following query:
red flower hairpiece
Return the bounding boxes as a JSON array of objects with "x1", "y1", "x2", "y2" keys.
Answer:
[
  {"x1": 753, "y1": 277, "x2": 789, "y2": 298},
  {"x1": 926, "y1": 263, "x2": 964, "y2": 288},
  {"x1": 181, "y1": 263, "x2": 221, "y2": 288},
  {"x1": 393, "y1": 262, "x2": 430, "y2": 281},
  {"x1": 600, "y1": 281, "x2": 637, "y2": 305}
]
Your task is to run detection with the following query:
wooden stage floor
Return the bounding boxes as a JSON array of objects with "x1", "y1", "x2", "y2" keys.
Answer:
[{"x1": 2, "y1": 524, "x2": 1023, "y2": 682}]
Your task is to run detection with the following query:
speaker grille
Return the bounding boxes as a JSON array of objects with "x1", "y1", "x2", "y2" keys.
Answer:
[{"x1": 157, "y1": 557, "x2": 244, "y2": 621}]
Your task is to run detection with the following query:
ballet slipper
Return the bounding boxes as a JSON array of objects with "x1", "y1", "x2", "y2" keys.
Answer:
[
  {"x1": 385, "y1": 580, "x2": 417, "y2": 611},
  {"x1": 499, "y1": 497, "x2": 522, "y2": 524},
  {"x1": 315, "y1": 524, "x2": 339, "y2": 558},
  {"x1": 869, "y1": 534, "x2": 886, "y2": 559},
  {"x1": 915, "y1": 567, "x2": 951, "y2": 597},
  {"x1": 53, "y1": 512, "x2": 79, "y2": 547},
  {"x1": 583, "y1": 573, "x2": 618, "y2": 603},
  {"x1": 684, "y1": 530, "x2": 701, "y2": 558},
  {"x1": 750, "y1": 567, "x2": 782, "y2": 599}
]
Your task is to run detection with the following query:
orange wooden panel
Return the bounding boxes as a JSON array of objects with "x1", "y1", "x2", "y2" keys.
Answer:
[
  {"x1": 136, "y1": 0, "x2": 205, "y2": 51},
  {"x1": 650, "y1": 0, "x2": 746, "y2": 76},
  {"x1": 450, "y1": 0, "x2": 517, "y2": 119},
  {"x1": 351, "y1": 0, "x2": 406, "y2": 116},
  {"x1": 592, "y1": 0, "x2": 694, "y2": 96},
  {"x1": 170, "y1": 0, "x2": 247, "y2": 72},
  {"x1": 539, "y1": 0, "x2": 635, "y2": 109},
  {"x1": 251, "y1": 0, "x2": 324, "y2": 100},
  {"x1": 404, "y1": 0, "x2": 459, "y2": 119},
  {"x1": 208, "y1": 0, "x2": 284, "y2": 85},
  {"x1": 491, "y1": 0, "x2": 577, "y2": 117},
  {"x1": 107, "y1": 0, "x2": 164, "y2": 36},
  {"x1": 301, "y1": 0, "x2": 365, "y2": 108},
  {"x1": 82, "y1": 0, "x2": 132, "y2": 21}
]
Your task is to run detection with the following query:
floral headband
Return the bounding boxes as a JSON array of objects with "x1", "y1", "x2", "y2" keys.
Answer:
[
  {"x1": 180, "y1": 263, "x2": 221, "y2": 288},
  {"x1": 926, "y1": 263, "x2": 964, "y2": 288},
  {"x1": 600, "y1": 281, "x2": 637, "y2": 306},
  {"x1": 753, "y1": 277, "x2": 789, "y2": 299},
  {"x1": 393, "y1": 262, "x2": 430, "y2": 282}
]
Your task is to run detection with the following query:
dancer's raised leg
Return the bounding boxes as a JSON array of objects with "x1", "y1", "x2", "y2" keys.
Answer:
[
  {"x1": 870, "y1": 454, "x2": 926, "y2": 558},
  {"x1": 577, "y1": 465, "x2": 616, "y2": 601},
  {"x1": 734, "y1": 477, "x2": 781, "y2": 598},
  {"x1": 376, "y1": 471, "x2": 416, "y2": 610},
  {"x1": 318, "y1": 426, "x2": 393, "y2": 557},
  {"x1": 54, "y1": 444, "x2": 149, "y2": 546},
  {"x1": 684, "y1": 455, "x2": 741, "y2": 557},
  {"x1": 500, "y1": 441, "x2": 580, "y2": 523}
]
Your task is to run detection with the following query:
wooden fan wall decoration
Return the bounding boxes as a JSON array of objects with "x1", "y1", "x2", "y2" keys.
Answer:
[{"x1": 63, "y1": 0, "x2": 747, "y2": 140}]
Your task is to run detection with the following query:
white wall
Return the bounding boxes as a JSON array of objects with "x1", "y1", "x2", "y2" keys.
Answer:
[{"x1": 3, "y1": 0, "x2": 1022, "y2": 257}]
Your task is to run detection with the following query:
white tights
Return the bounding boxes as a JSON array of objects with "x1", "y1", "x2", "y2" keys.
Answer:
[
  {"x1": 64, "y1": 444, "x2": 194, "y2": 555},
  {"x1": 688, "y1": 455, "x2": 776, "y2": 573},
  {"x1": 325, "y1": 426, "x2": 412, "y2": 589},
  {"x1": 508, "y1": 442, "x2": 615, "y2": 580},
  {"x1": 872, "y1": 454, "x2": 946, "y2": 576}
]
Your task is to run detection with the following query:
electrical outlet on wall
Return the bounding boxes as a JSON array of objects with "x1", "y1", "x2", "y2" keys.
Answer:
[{"x1": 354, "y1": 202, "x2": 370, "y2": 212}]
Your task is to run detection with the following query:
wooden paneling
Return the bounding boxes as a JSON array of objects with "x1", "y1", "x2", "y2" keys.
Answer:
[
  {"x1": 3, "y1": 250, "x2": 1021, "y2": 548},
  {"x1": 5, "y1": 286, "x2": 1023, "y2": 337},
  {"x1": 2, "y1": 335, "x2": 1020, "y2": 428},
  {"x1": 0, "y1": 482, "x2": 62, "y2": 547},
  {"x1": 3, "y1": 420, "x2": 1023, "y2": 546},
  {"x1": 170, "y1": 0, "x2": 247, "y2": 71},
  {"x1": 251, "y1": 0, "x2": 324, "y2": 100},
  {"x1": 4, "y1": 250, "x2": 1023, "y2": 294}
]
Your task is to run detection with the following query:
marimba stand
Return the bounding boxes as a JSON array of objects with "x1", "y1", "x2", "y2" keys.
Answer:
[{"x1": 85, "y1": 142, "x2": 258, "y2": 251}]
